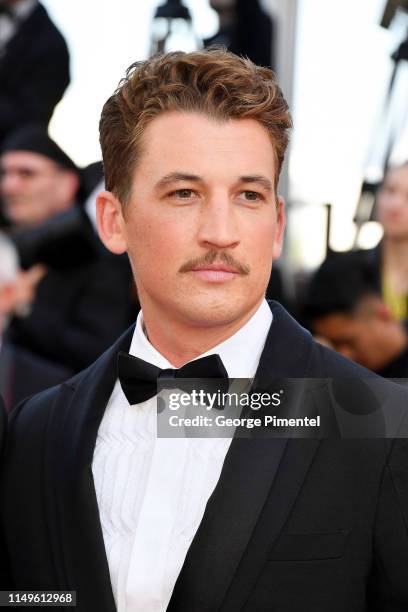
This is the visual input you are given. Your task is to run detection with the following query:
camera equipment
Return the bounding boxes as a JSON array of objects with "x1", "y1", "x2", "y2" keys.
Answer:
[
  {"x1": 381, "y1": 0, "x2": 408, "y2": 28},
  {"x1": 150, "y1": 0, "x2": 197, "y2": 55}
]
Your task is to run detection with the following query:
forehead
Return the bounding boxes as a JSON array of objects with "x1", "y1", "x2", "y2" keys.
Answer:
[
  {"x1": 0, "y1": 150, "x2": 57, "y2": 172},
  {"x1": 137, "y1": 111, "x2": 276, "y2": 182}
]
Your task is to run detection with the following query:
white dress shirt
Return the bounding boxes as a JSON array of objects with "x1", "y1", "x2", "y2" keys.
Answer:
[{"x1": 92, "y1": 299, "x2": 272, "y2": 612}]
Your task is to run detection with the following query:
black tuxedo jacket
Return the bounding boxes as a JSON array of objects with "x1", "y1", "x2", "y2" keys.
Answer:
[
  {"x1": 1, "y1": 302, "x2": 408, "y2": 611},
  {"x1": 0, "y1": 2, "x2": 70, "y2": 144}
]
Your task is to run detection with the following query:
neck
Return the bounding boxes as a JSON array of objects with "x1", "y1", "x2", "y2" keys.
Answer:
[
  {"x1": 383, "y1": 237, "x2": 408, "y2": 267},
  {"x1": 141, "y1": 299, "x2": 264, "y2": 367},
  {"x1": 382, "y1": 238, "x2": 408, "y2": 294}
]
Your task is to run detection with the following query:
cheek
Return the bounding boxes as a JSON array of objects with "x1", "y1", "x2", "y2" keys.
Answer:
[
  {"x1": 248, "y1": 218, "x2": 276, "y2": 262},
  {"x1": 39, "y1": 177, "x2": 53, "y2": 193},
  {"x1": 402, "y1": 205, "x2": 408, "y2": 221},
  {"x1": 125, "y1": 212, "x2": 191, "y2": 272},
  {"x1": 34, "y1": 180, "x2": 54, "y2": 205},
  {"x1": 358, "y1": 329, "x2": 377, "y2": 355}
]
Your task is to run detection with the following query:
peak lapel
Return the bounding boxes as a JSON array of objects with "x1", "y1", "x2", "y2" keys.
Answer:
[
  {"x1": 44, "y1": 326, "x2": 134, "y2": 611},
  {"x1": 169, "y1": 302, "x2": 321, "y2": 611}
]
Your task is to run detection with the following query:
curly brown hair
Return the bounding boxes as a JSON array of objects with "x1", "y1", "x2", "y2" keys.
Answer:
[{"x1": 99, "y1": 48, "x2": 292, "y2": 204}]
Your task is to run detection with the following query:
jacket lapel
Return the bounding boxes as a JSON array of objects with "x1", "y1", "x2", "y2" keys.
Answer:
[
  {"x1": 169, "y1": 302, "x2": 321, "y2": 611},
  {"x1": 43, "y1": 326, "x2": 134, "y2": 611}
]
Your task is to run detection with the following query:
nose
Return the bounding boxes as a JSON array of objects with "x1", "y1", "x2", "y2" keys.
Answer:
[{"x1": 196, "y1": 193, "x2": 240, "y2": 250}]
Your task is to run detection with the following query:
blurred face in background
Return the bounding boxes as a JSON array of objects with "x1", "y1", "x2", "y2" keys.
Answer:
[
  {"x1": 0, "y1": 150, "x2": 76, "y2": 227},
  {"x1": 312, "y1": 298, "x2": 404, "y2": 371},
  {"x1": 376, "y1": 164, "x2": 408, "y2": 240}
]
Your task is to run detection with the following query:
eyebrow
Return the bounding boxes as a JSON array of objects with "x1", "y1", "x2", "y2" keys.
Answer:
[
  {"x1": 155, "y1": 172, "x2": 203, "y2": 190},
  {"x1": 154, "y1": 172, "x2": 273, "y2": 193},
  {"x1": 238, "y1": 175, "x2": 273, "y2": 193}
]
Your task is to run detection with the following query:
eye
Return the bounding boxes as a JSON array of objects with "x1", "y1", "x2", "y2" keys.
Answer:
[
  {"x1": 240, "y1": 190, "x2": 263, "y2": 202},
  {"x1": 171, "y1": 188, "x2": 196, "y2": 199},
  {"x1": 19, "y1": 169, "x2": 37, "y2": 179}
]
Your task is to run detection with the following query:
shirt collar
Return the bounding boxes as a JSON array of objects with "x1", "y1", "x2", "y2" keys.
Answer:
[{"x1": 129, "y1": 299, "x2": 273, "y2": 378}]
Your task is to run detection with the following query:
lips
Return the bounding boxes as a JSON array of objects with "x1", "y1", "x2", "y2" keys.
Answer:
[{"x1": 189, "y1": 264, "x2": 240, "y2": 282}]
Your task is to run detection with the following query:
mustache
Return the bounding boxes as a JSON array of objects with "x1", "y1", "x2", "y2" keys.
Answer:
[{"x1": 179, "y1": 250, "x2": 250, "y2": 275}]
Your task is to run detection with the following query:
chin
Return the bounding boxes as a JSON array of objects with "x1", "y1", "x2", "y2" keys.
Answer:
[{"x1": 176, "y1": 294, "x2": 259, "y2": 328}]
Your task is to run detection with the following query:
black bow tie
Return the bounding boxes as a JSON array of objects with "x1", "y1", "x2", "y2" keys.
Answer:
[{"x1": 117, "y1": 351, "x2": 229, "y2": 406}]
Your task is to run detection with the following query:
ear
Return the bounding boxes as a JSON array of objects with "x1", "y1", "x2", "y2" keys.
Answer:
[
  {"x1": 96, "y1": 190, "x2": 127, "y2": 254},
  {"x1": 272, "y1": 195, "x2": 286, "y2": 260}
]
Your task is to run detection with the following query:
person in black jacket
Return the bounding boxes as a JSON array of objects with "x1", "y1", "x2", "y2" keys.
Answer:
[
  {"x1": 0, "y1": 0, "x2": 70, "y2": 146},
  {"x1": 1, "y1": 49, "x2": 408, "y2": 612},
  {"x1": 0, "y1": 232, "x2": 70, "y2": 409},
  {"x1": 0, "y1": 126, "x2": 133, "y2": 405}
]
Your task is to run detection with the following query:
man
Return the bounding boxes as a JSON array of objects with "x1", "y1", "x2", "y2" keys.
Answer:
[
  {"x1": 1, "y1": 124, "x2": 80, "y2": 228},
  {"x1": 1, "y1": 49, "x2": 408, "y2": 611},
  {"x1": 0, "y1": 125, "x2": 133, "y2": 391},
  {"x1": 0, "y1": 0, "x2": 70, "y2": 146},
  {"x1": 304, "y1": 251, "x2": 408, "y2": 378}
]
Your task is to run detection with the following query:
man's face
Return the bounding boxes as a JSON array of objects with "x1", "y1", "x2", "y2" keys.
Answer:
[
  {"x1": 313, "y1": 310, "x2": 394, "y2": 371},
  {"x1": 0, "y1": 150, "x2": 67, "y2": 226},
  {"x1": 107, "y1": 112, "x2": 285, "y2": 330},
  {"x1": 376, "y1": 165, "x2": 408, "y2": 239}
]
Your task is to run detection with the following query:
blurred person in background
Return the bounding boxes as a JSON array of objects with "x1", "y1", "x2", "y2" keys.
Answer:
[
  {"x1": 0, "y1": 125, "x2": 133, "y2": 400},
  {"x1": 304, "y1": 251, "x2": 408, "y2": 378},
  {"x1": 1, "y1": 123, "x2": 79, "y2": 228},
  {"x1": 0, "y1": 232, "x2": 20, "y2": 337},
  {"x1": 0, "y1": 233, "x2": 68, "y2": 409},
  {"x1": 369, "y1": 161, "x2": 408, "y2": 321},
  {"x1": 204, "y1": 0, "x2": 275, "y2": 70},
  {"x1": 0, "y1": 0, "x2": 70, "y2": 147}
]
